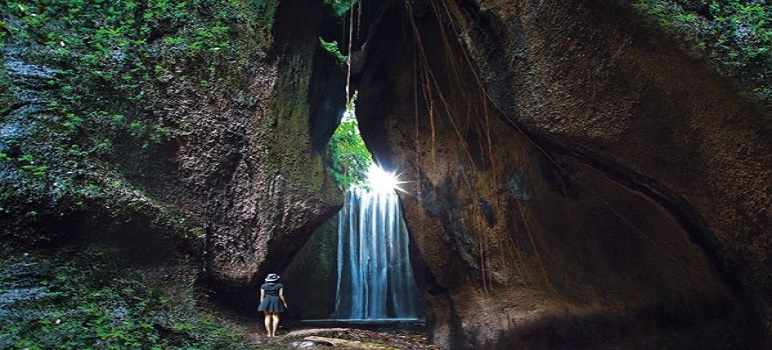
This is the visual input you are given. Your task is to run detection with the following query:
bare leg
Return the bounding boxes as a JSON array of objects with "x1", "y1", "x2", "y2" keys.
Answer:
[
  {"x1": 270, "y1": 313, "x2": 280, "y2": 336},
  {"x1": 263, "y1": 312, "x2": 272, "y2": 337}
]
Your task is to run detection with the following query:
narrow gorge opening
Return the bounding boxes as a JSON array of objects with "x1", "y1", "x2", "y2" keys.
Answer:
[
  {"x1": 284, "y1": 107, "x2": 424, "y2": 324},
  {"x1": 2, "y1": 0, "x2": 769, "y2": 348}
]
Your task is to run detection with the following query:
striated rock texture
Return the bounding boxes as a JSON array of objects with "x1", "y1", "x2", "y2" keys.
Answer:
[
  {"x1": 0, "y1": 0, "x2": 343, "y2": 299},
  {"x1": 202, "y1": 0, "x2": 343, "y2": 293},
  {"x1": 354, "y1": 0, "x2": 770, "y2": 348}
]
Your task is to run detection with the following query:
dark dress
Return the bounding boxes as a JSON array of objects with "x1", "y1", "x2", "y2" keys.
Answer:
[{"x1": 258, "y1": 282, "x2": 285, "y2": 313}]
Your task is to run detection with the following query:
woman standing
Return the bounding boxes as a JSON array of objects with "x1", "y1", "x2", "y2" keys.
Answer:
[{"x1": 258, "y1": 273, "x2": 288, "y2": 337}]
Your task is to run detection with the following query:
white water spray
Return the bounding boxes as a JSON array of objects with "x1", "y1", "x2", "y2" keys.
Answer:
[{"x1": 333, "y1": 167, "x2": 420, "y2": 319}]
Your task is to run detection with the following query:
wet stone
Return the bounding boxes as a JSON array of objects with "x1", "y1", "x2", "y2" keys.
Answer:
[{"x1": 290, "y1": 340, "x2": 326, "y2": 348}]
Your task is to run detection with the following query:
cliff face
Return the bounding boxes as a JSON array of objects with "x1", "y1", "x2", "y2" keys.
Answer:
[
  {"x1": 456, "y1": 0, "x2": 771, "y2": 343},
  {"x1": 354, "y1": 0, "x2": 770, "y2": 348},
  {"x1": 0, "y1": 0, "x2": 343, "y2": 298},
  {"x1": 3, "y1": 0, "x2": 770, "y2": 348},
  {"x1": 202, "y1": 0, "x2": 344, "y2": 294}
]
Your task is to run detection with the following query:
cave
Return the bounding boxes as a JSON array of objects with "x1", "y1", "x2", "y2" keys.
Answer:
[
  {"x1": 1, "y1": 0, "x2": 769, "y2": 349},
  {"x1": 279, "y1": 0, "x2": 769, "y2": 348}
]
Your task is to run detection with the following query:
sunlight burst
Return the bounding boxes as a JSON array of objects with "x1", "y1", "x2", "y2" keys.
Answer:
[{"x1": 366, "y1": 164, "x2": 407, "y2": 193}]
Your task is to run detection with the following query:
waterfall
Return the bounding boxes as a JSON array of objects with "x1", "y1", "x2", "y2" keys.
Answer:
[{"x1": 333, "y1": 187, "x2": 420, "y2": 320}]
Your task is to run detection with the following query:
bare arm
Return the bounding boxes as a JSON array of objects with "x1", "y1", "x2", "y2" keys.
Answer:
[
  {"x1": 259, "y1": 288, "x2": 265, "y2": 304},
  {"x1": 279, "y1": 288, "x2": 288, "y2": 307}
]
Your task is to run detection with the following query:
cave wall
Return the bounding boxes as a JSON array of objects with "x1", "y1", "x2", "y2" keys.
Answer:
[
  {"x1": 282, "y1": 215, "x2": 339, "y2": 320},
  {"x1": 0, "y1": 0, "x2": 345, "y2": 304},
  {"x1": 202, "y1": 0, "x2": 344, "y2": 295},
  {"x1": 452, "y1": 0, "x2": 771, "y2": 343},
  {"x1": 354, "y1": 1, "x2": 768, "y2": 348}
]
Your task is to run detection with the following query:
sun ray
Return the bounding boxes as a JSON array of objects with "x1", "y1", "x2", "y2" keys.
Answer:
[{"x1": 367, "y1": 164, "x2": 408, "y2": 193}]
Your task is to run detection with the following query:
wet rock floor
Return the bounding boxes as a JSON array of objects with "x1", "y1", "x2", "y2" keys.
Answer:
[{"x1": 244, "y1": 325, "x2": 438, "y2": 349}]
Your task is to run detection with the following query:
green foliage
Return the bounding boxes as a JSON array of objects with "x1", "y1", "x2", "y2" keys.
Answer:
[
  {"x1": 327, "y1": 97, "x2": 373, "y2": 189},
  {"x1": 17, "y1": 154, "x2": 48, "y2": 177},
  {"x1": 0, "y1": 248, "x2": 253, "y2": 350},
  {"x1": 319, "y1": 37, "x2": 347, "y2": 65},
  {"x1": 0, "y1": 0, "x2": 278, "y2": 160},
  {"x1": 324, "y1": 0, "x2": 357, "y2": 17},
  {"x1": 0, "y1": 153, "x2": 48, "y2": 178},
  {"x1": 328, "y1": 119, "x2": 372, "y2": 189},
  {"x1": 0, "y1": 0, "x2": 280, "y2": 214},
  {"x1": 319, "y1": 0, "x2": 355, "y2": 63},
  {"x1": 633, "y1": 0, "x2": 772, "y2": 104}
]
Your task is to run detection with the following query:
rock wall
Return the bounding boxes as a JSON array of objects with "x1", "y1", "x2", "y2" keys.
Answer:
[
  {"x1": 354, "y1": 1, "x2": 769, "y2": 348},
  {"x1": 282, "y1": 216, "x2": 339, "y2": 320},
  {"x1": 455, "y1": 0, "x2": 772, "y2": 343},
  {"x1": 4, "y1": 0, "x2": 769, "y2": 348},
  {"x1": 202, "y1": 0, "x2": 343, "y2": 295},
  {"x1": 0, "y1": 0, "x2": 345, "y2": 305}
]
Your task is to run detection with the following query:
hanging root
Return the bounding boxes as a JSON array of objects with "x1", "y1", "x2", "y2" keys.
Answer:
[
  {"x1": 345, "y1": 0, "x2": 356, "y2": 101},
  {"x1": 413, "y1": 38, "x2": 422, "y2": 200},
  {"x1": 402, "y1": 0, "x2": 574, "y2": 292},
  {"x1": 405, "y1": 0, "x2": 488, "y2": 289},
  {"x1": 518, "y1": 204, "x2": 555, "y2": 293},
  {"x1": 436, "y1": 0, "x2": 570, "y2": 192}
]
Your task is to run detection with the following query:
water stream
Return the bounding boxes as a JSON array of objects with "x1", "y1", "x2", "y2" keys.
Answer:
[{"x1": 333, "y1": 187, "x2": 421, "y2": 320}]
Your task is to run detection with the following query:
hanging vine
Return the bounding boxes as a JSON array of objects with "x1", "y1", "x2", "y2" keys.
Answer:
[{"x1": 401, "y1": 0, "x2": 573, "y2": 292}]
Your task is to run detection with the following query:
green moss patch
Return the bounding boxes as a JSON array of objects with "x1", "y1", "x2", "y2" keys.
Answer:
[
  {"x1": 0, "y1": 246, "x2": 253, "y2": 350},
  {"x1": 632, "y1": 0, "x2": 771, "y2": 105}
]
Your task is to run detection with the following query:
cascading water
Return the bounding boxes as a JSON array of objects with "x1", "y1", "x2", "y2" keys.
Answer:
[{"x1": 333, "y1": 187, "x2": 421, "y2": 320}]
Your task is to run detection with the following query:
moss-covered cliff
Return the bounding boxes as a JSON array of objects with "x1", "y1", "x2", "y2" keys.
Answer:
[
  {"x1": 0, "y1": 0, "x2": 344, "y2": 282},
  {"x1": 1, "y1": 0, "x2": 769, "y2": 349},
  {"x1": 0, "y1": 0, "x2": 274, "y2": 244},
  {"x1": 1, "y1": 0, "x2": 344, "y2": 346}
]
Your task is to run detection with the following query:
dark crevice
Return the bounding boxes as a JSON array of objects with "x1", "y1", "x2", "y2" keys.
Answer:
[{"x1": 309, "y1": 44, "x2": 347, "y2": 152}]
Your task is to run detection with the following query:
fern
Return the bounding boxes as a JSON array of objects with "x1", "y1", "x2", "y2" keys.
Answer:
[{"x1": 319, "y1": 37, "x2": 347, "y2": 64}]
